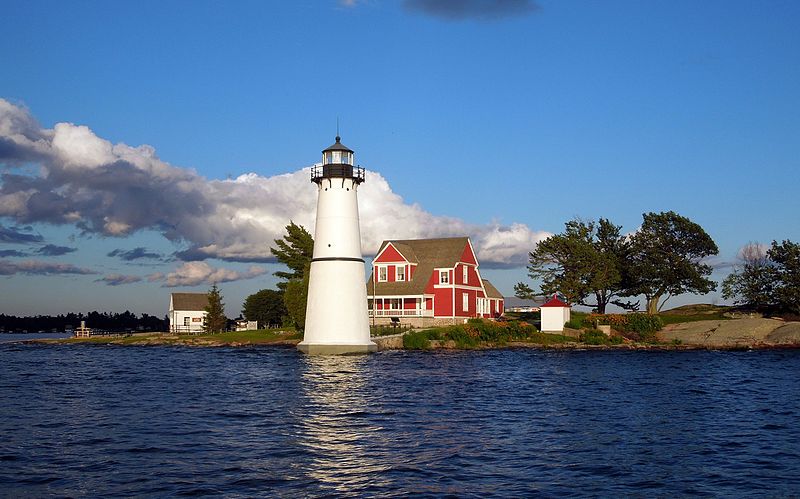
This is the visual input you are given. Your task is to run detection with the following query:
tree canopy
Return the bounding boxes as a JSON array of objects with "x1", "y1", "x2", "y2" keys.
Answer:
[
  {"x1": 283, "y1": 262, "x2": 310, "y2": 331},
  {"x1": 721, "y1": 242, "x2": 777, "y2": 310},
  {"x1": 770, "y1": 239, "x2": 800, "y2": 314},
  {"x1": 203, "y1": 284, "x2": 227, "y2": 333},
  {"x1": 271, "y1": 222, "x2": 314, "y2": 330},
  {"x1": 722, "y1": 240, "x2": 800, "y2": 315},
  {"x1": 270, "y1": 221, "x2": 314, "y2": 291},
  {"x1": 625, "y1": 211, "x2": 718, "y2": 314},
  {"x1": 518, "y1": 218, "x2": 634, "y2": 313},
  {"x1": 242, "y1": 289, "x2": 287, "y2": 328}
]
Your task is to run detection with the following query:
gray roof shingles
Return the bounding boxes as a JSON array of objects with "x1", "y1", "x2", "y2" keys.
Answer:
[{"x1": 171, "y1": 293, "x2": 209, "y2": 311}]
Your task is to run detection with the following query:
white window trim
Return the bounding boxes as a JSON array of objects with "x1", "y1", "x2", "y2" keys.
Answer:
[
  {"x1": 396, "y1": 265, "x2": 405, "y2": 282},
  {"x1": 377, "y1": 265, "x2": 388, "y2": 282},
  {"x1": 439, "y1": 270, "x2": 449, "y2": 284},
  {"x1": 463, "y1": 265, "x2": 468, "y2": 283},
  {"x1": 462, "y1": 292, "x2": 469, "y2": 312}
]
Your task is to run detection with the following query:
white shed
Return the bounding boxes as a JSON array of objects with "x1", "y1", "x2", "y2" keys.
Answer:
[
  {"x1": 540, "y1": 295, "x2": 571, "y2": 332},
  {"x1": 169, "y1": 293, "x2": 208, "y2": 334}
]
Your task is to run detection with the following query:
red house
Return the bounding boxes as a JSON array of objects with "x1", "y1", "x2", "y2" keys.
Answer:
[{"x1": 367, "y1": 237, "x2": 504, "y2": 326}]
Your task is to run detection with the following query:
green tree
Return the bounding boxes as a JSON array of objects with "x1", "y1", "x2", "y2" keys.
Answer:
[
  {"x1": 203, "y1": 283, "x2": 227, "y2": 333},
  {"x1": 769, "y1": 239, "x2": 800, "y2": 314},
  {"x1": 270, "y1": 221, "x2": 314, "y2": 291},
  {"x1": 625, "y1": 211, "x2": 719, "y2": 314},
  {"x1": 517, "y1": 218, "x2": 633, "y2": 313},
  {"x1": 513, "y1": 282, "x2": 536, "y2": 300},
  {"x1": 283, "y1": 263, "x2": 310, "y2": 331},
  {"x1": 721, "y1": 242, "x2": 777, "y2": 310},
  {"x1": 271, "y1": 222, "x2": 314, "y2": 331},
  {"x1": 242, "y1": 289, "x2": 287, "y2": 328}
]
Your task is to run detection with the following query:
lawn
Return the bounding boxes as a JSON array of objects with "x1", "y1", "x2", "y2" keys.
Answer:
[
  {"x1": 59, "y1": 329, "x2": 301, "y2": 346},
  {"x1": 657, "y1": 304, "x2": 732, "y2": 325}
]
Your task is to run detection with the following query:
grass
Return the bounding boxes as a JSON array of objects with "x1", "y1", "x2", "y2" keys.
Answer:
[
  {"x1": 402, "y1": 320, "x2": 573, "y2": 350},
  {"x1": 657, "y1": 311, "x2": 731, "y2": 325},
  {"x1": 58, "y1": 329, "x2": 301, "y2": 346},
  {"x1": 657, "y1": 304, "x2": 733, "y2": 325}
]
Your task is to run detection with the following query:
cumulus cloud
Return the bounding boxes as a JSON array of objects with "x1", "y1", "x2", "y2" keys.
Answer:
[
  {"x1": 403, "y1": 0, "x2": 539, "y2": 21},
  {"x1": 0, "y1": 224, "x2": 44, "y2": 244},
  {"x1": 36, "y1": 244, "x2": 77, "y2": 256},
  {"x1": 95, "y1": 273, "x2": 143, "y2": 286},
  {"x1": 156, "y1": 261, "x2": 267, "y2": 287},
  {"x1": 0, "y1": 98, "x2": 548, "y2": 267},
  {"x1": 108, "y1": 247, "x2": 163, "y2": 261},
  {"x1": 0, "y1": 259, "x2": 96, "y2": 276}
]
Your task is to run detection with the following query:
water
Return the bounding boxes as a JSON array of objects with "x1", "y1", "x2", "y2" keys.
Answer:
[
  {"x1": 1, "y1": 345, "x2": 799, "y2": 497},
  {"x1": 0, "y1": 332, "x2": 72, "y2": 343}
]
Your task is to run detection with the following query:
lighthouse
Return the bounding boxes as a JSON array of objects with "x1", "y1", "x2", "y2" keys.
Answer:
[{"x1": 297, "y1": 136, "x2": 376, "y2": 355}]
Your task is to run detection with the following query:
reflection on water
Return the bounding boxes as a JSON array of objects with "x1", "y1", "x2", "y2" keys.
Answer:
[{"x1": 298, "y1": 355, "x2": 390, "y2": 492}]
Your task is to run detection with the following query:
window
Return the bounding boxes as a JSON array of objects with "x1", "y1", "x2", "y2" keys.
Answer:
[
  {"x1": 440, "y1": 270, "x2": 449, "y2": 284},
  {"x1": 463, "y1": 265, "x2": 468, "y2": 283},
  {"x1": 463, "y1": 292, "x2": 469, "y2": 312},
  {"x1": 397, "y1": 266, "x2": 405, "y2": 281},
  {"x1": 378, "y1": 266, "x2": 387, "y2": 282},
  {"x1": 183, "y1": 317, "x2": 190, "y2": 326}
]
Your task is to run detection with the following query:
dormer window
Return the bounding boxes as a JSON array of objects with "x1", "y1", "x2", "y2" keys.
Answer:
[
  {"x1": 397, "y1": 266, "x2": 405, "y2": 282},
  {"x1": 378, "y1": 266, "x2": 387, "y2": 282},
  {"x1": 440, "y1": 270, "x2": 449, "y2": 284}
]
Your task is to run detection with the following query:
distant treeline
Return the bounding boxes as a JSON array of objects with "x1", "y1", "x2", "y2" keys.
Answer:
[{"x1": 0, "y1": 311, "x2": 168, "y2": 333}]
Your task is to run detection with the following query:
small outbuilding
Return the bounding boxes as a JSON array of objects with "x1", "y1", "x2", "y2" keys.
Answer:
[
  {"x1": 235, "y1": 320, "x2": 259, "y2": 331},
  {"x1": 169, "y1": 293, "x2": 208, "y2": 334},
  {"x1": 540, "y1": 295, "x2": 571, "y2": 333}
]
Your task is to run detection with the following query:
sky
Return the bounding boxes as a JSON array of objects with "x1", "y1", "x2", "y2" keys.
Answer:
[{"x1": 1, "y1": 0, "x2": 799, "y2": 317}]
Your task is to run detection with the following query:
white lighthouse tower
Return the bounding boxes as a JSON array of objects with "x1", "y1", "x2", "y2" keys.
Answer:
[{"x1": 297, "y1": 136, "x2": 376, "y2": 355}]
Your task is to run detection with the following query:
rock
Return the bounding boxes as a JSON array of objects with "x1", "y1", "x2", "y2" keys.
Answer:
[{"x1": 660, "y1": 318, "x2": 800, "y2": 347}]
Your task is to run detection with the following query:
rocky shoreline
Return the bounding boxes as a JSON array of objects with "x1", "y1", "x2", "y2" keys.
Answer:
[{"x1": 25, "y1": 317, "x2": 800, "y2": 351}]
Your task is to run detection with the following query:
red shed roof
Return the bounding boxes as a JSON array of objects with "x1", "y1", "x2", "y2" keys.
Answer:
[{"x1": 541, "y1": 295, "x2": 569, "y2": 308}]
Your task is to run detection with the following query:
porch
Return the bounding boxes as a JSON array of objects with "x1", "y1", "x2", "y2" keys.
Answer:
[{"x1": 368, "y1": 296, "x2": 433, "y2": 318}]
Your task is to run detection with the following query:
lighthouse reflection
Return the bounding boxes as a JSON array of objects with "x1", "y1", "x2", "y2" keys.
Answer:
[{"x1": 298, "y1": 354, "x2": 390, "y2": 491}]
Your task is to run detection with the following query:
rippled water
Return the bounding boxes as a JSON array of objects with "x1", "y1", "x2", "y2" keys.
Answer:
[
  {"x1": 0, "y1": 332, "x2": 72, "y2": 343},
  {"x1": 1, "y1": 344, "x2": 799, "y2": 497}
]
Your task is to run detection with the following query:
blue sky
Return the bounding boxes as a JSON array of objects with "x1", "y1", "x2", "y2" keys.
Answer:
[{"x1": 1, "y1": 0, "x2": 799, "y2": 317}]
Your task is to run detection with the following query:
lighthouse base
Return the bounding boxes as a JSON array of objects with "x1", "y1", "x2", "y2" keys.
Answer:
[{"x1": 297, "y1": 342, "x2": 378, "y2": 355}]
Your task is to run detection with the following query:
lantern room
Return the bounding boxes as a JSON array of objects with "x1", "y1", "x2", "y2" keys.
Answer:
[
  {"x1": 323, "y1": 136, "x2": 353, "y2": 165},
  {"x1": 312, "y1": 136, "x2": 364, "y2": 184}
]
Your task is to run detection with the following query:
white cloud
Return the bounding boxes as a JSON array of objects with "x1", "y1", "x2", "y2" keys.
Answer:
[
  {"x1": 160, "y1": 261, "x2": 266, "y2": 287},
  {"x1": 51, "y1": 123, "x2": 115, "y2": 169},
  {"x1": 0, "y1": 98, "x2": 549, "y2": 267}
]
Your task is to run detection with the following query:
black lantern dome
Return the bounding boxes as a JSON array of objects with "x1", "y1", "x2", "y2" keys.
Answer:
[{"x1": 311, "y1": 136, "x2": 365, "y2": 184}]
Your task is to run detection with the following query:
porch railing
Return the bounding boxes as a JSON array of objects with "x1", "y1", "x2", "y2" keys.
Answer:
[{"x1": 369, "y1": 309, "x2": 434, "y2": 318}]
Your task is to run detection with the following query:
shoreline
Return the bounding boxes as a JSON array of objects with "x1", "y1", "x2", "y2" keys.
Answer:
[
  {"x1": 16, "y1": 317, "x2": 800, "y2": 352},
  {"x1": 23, "y1": 335, "x2": 800, "y2": 352}
]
